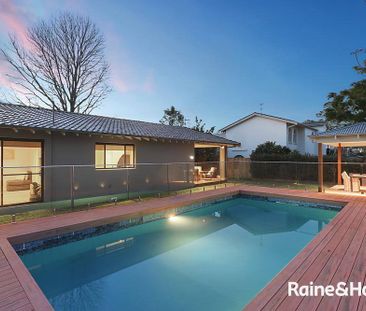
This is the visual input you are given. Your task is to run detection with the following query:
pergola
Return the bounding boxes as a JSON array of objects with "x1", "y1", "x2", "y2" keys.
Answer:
[{"x1": 310, "y1": 122, "x2": 366, "y2": 192}]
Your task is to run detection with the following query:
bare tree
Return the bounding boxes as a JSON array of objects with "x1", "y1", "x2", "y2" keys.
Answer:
[{"x1": 1, "y1": 12, "x2": 111, "y2": 113}]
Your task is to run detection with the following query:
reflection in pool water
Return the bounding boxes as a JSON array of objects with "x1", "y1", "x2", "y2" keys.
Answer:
[{"x1": 21, "y1": 197, "x2": 338, "y2": 311}]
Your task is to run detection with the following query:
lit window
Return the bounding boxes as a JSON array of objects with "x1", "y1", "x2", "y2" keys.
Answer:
[
  {"x1": 95, "y1": 144, "x2": 135, "y2": 169},
  {"x1": 95, "y1": 144, "x2": 105, "y2": 168},
  {"x1": 1, "y1": 140, "x2": 43, "y2": 206}
]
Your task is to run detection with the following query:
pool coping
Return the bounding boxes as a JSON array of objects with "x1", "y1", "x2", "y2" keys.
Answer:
[{"x1": 0, "y1": 185, "x2": 358, "y2": 311}]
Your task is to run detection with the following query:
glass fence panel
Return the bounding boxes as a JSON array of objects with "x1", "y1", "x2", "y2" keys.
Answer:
[
  {"x1": 73, "y1": 165, "x2": 129, "y2": 207},
  {"x1": 0, "y1": 166, "x2": 72, "y2": 222},
  {"x1": 43, "y1": 166, "x2": 72, "y2": 210},
  {"x1": 128, "y1": 163, "x2": 168, "y2": 198},
  {"x1": 1, "y1": 160, "x2": 365, "y2": 224},
  {"x1": 2, "y1": 171, "x2": 42, "y2": 206},
  {"x1": 168, "y1": 162, "x2": 194, "y2": 191}
]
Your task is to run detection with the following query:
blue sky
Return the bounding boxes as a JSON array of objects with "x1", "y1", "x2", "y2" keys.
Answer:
[{"x1": 0, "y1": 0, "x2": 365, "y2": 130}]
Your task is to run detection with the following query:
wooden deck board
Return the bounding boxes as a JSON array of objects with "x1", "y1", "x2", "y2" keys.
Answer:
[
  {"x1": 306, "y1": 201, "x2": 366, "y2": 311},
  {"x1": 0, "y1": 184, "x2": 364, "y2": 311},
  {"x1": 244, "y1": 198, "x2": 355, "y2": 311},
  {"x1": 0, "y1": 247, "x2": 33, "y2": 311},
  {"x1": 286, "y1": 201, "x2": 366, "y2": 311},
  {"x1": 244, "y1": 194, "x2": 366, "y2": 311},
  {"x1": 261, "y1": 204, "x2": 361, "y2": 310},
  {"x1": 336, "y1": 214, "x2": 366, "y2": 311}
]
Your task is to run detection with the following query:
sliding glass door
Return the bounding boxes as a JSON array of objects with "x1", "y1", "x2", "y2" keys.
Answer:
[{"x1": 1, "y1": 140, "x2": 43, "y2": 206}]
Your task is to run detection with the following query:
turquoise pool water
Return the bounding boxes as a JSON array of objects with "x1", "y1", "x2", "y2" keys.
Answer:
[{"x1": 20, "y1": 196, "x2": 338, "y2": 311}]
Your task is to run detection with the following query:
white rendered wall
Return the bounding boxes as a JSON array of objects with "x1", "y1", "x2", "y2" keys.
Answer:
[
  {"x1": 224, "y1": 116, "x2": 287, "y2": 158},
  {"x1": 287, "y1": 126, "x2": 305, "y2": 154},
  {"x1": 306, "y1": 124, "x2": 327, "y2": 155}
]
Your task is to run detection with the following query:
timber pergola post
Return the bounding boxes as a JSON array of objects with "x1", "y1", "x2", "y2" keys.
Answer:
[
  {"x1": 318, "y1": 143, "x2": 324, "y2": 192},
  {"x1": 337, "y1": 143, "x2": 342, "y2": 185}
]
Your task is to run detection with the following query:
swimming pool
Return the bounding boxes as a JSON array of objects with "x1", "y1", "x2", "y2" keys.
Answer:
[{"x1": 19, "y1": 195, "x2": 339, "y2": 311}]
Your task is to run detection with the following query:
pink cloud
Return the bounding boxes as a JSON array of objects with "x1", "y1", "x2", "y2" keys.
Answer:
[
  {"x1": 0, "y1": 0, "x2": 32, "y2": 48},
  {"x1": 112, "y1": 76, "x2": 130, "y2": 93},
  {"x1": 0, "y1": 57, "x2": 27, "y2": 94},
  {"x1": 0, "y1": 59, "x2": 14, "y2": 89},
  {"x1": 105, "y1": 27, "x2": 156, "y2": 94}
]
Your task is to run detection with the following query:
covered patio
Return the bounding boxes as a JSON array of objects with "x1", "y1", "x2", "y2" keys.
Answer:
[
  {"x1": 193, "y1": 143, "x2": 228, "y2": 185},
  {"x1": 311, "y1": 122, "x2": 366, "y2": 195}
]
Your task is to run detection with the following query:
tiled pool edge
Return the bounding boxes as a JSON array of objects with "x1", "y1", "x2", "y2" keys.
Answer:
[
  {"x1": 0, "y1": 185, "x2": 356, "y2": 311},
  {"x1": 14, "y1": 193, "x2": 241, "y2": 255},
  {"x1": 15, "y1": 193, "x2": 343, "y2": 255}
]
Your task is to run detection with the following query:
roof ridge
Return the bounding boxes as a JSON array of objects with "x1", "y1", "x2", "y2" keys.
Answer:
[{"x1": 219, "y1": 111, "x2": 301, "y2": 132}]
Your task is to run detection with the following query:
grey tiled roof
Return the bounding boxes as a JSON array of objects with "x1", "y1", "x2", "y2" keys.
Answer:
[
  {"x1": 0, "y1": 103, "x2": 239, "y2": 145},
  {"x1": 313, "y1": 122, "x2": 366, "y2": 137}
]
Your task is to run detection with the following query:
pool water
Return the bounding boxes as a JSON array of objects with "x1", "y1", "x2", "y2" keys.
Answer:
[{"x1": 20, "y1": 196, "x2": 338, "y2": 311}]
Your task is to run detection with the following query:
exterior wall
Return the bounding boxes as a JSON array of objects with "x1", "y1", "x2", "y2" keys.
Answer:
[
  {"x1": 0, "y1": 128, "x2": 195, "y2": 204},
  {"x1": 223, "y1": 116, "x2": 288, "y2": 158},
  {"x1": 287, "y1": 126, "x2": 326, "y2": 156},
  {"x1": 304, "y1": 127, "x2": 317, "y2": 155},
  {"x1": 222, "y1": 117, "x2": 327, "y2": 158},
  {"x1": 287, "y1": 125, "x2": 305, "y2": 153},
  {"x1": 308, "y1": 124, "x2": 327, "y2": 155}
]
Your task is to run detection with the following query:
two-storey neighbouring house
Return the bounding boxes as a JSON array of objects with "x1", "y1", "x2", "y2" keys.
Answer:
[{"x1": 219, "y1": 112, "x2": 326, "y2": 158}]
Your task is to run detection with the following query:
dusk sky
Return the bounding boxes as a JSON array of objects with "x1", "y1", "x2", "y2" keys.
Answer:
[{"x1": 0, "y1": 0, "x2": 365, "y2": 130}]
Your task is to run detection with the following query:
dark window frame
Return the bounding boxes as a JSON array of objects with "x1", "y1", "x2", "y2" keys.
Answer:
[
  {"x1": 95, "y1": 143, "x2": 136, "y2": 169},
  {"x1": 0, "y1": 138, "x2": 44, "y2": 207}
]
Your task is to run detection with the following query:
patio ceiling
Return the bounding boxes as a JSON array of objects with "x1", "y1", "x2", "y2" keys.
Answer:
[{"x1": 194, "y1": 143, "x2": 224, "y2": 148}]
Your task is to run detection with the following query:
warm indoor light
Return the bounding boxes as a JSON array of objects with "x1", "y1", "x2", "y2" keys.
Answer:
[{"x1": 189, "y1": 155, "x2": 194, "y2": 160}]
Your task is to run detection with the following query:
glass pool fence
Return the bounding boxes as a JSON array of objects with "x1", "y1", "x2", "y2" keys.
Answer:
[{"x1": 0, "y1": 160, "x2": 360, "y2": 223}]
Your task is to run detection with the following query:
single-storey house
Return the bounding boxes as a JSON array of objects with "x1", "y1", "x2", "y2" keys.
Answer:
[
  {"x1": 219, "y1": 112, "x2": 326, "y2": 158},
  {"x1": 0, "y1": 103, "x2": 238, "y2": 207}
]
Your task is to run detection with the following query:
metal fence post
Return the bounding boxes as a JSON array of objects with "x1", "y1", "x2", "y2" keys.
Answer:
[
  {"x1": 70, "y1": 165, "x2": 75, "y2": 209},
  {"x1": 166, "y1": 163, "x2": 170, "y2": 194},
  {"x1": 126, "y1": 168, "x2": 130, "y2": 200},
  {"x1": 186, "y1": 163, "x2": 190, "y2": 184}
]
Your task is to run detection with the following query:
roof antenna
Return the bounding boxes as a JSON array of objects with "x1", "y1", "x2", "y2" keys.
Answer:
[{"x1": 259, "y1": 103, "x2": 264, "y2": 113}]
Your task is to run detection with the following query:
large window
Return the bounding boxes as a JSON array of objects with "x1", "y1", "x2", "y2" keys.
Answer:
[
  {"x1": 95, "y1": 144, "x2": 135, "y2": 169},
  {"x1": 1, "y1": 140, "x2": 43, "y2": 206}
]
